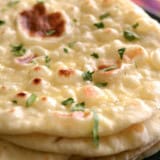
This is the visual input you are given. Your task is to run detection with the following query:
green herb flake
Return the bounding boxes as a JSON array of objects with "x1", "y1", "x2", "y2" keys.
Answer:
[
  {"x1": 92, "y1": 111, "x2": 99, "y2": 147},
  {"x1": 45, "y1": 56, "x2": 51, "y2": 67},
  {"x1": 37, "y1": 0, "x2": 45, "y2": 3},
  {"x1": 118, "y1": 48, "x2": 126, "y2": 60},
  {"x1": 95, "y1": 82, "x2": 108, "y2": 87},
  {"x1": 26, "y1": 93, "x2": 37, "y2": 107},
  {"x1": 61, "y1": 98, "x2": 74, "y2": 106},
  {"x1": 132, "y1": 23, "x2": 139, "y2": 29},
  {"x1": 73, "y1": 18, "x2": 77, "y2": 23},
  {"x1": 0, "y1": 20, "x2": 5, "y2": 26},
  {"x1": 94, "y1": 22, "x2": 105, "y2": 29},
  {"x1": 63, "y1": 48, "x2": 69, "y2": 53},
  {"x1": 12, "y1": 100, "x2": 18, "y2": 104},
  {"x1": 99, "y1": 12, "x2": 110, "y2": 20},
  {"x1": 135, "y1": 62, "x2": 138, "y2": 68},
  {"x1": 31, "y1": 60, "x2": 37, "y2": 64},
  {"x1": 102, "y1": 65, "x2": 117, "y2": 72},
  {"x1": 68, "y1": 41, "x2": 76, "y2": 48},
  {"x1": 91, "y1": 52, "x2": 99, "y2": 59},
  {"x1": 71, "y1": 102, "x2": 85, "y2": 112},
  {"x1": 123, "y1": 30, "x2": 140, "y2": 41},
  {"x1": 82, "y1": 71, "x2": 94, "y2": 81},
  {"x1": 46, "y1": 29, "x2": 56, "y2": 36},
  {"x1": 7, "y1": 0, "x2": 20, "y2": 7},
  {"x1": 11, "y1": 44, "x2": 26, "y2": 57}
]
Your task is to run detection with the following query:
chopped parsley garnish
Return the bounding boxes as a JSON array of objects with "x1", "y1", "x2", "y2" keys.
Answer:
[
  {"x1": 45, "y1": 56, "x2": 51, "y2": 67},
  {"x1": 11, "y1": 44, "x2": 26, "y2": 57},
  {"x1": 91, "y1": 52, "x2": 99, "y2": 59},
  {"x1": 132, "y1": 23, "x2": 139, "y2": 29},
  {"x1": 12, "y1": 100, "x2": 18, "y2": 104},
  {"x1": 94, "y1": 22, "x2": 105, "y2": 29},
  {"x1": 0, "y1": 20, "x2": 5, "y2": 26},
  {"x1": 123, "y1": 30, "x2": 139, "y2": 41},
  {"x1": 7, "y1": 0, "x2": 20, "y2": 7},
  {"x1": 37, "y1": 0, "x2": 45, "y2": 3},
  {"x1": 102, "y1": 65, "x2": 117, "y2": 72},
  {"x1": 63, "y1": 48, "x2": 69, "y2": 53},
  {"x1": 61, "y1": 98, "x2": 74, "y2": 106},
  {"x1": 31, "y1": 60, "x2": 37, "y2": 64},
  {"x1": 71, "y1": 102, "x2": 85, "y2": 112},
  {"x1": 68, "y1": 41, "x2": 76, "y2": 48},
  {"x1": 95, "y1": 82, "x2": 108, "y2": 87},
  {"x1": 46, "y1": 29, "x2": 56, "y2": 36},
  {"x1": 135, "y1": 62, "x2": 138, "y2": 68},
  {"x1": 73, "y1": 18, "x2": 77, "y2": 23},
  {"x1": 26, "y1": 93, "x2": 37, "y2": 107},
  {"x1": 99, "y1": 12, "x2": 110, "y2": 20},
  {"x1": 82, "y1": 71, "x2": 94, "y2": 81},
  {"x1": 118, "y1": 48, "x2": 126, "y2": 60},
  {"x1": 92, "y1": 111, "x2": 99, "y2": 147}
]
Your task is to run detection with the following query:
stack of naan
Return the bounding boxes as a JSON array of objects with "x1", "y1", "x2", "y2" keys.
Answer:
[{"x1": 0, "y1": 0, "x2": 160, "y2": 159}]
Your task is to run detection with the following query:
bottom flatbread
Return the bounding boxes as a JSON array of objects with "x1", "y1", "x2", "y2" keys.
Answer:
[
  {"x1": 71, "y1": 140, "x2": 159, "y2": 160},
  {"x1": 0, "y1": 138, "x2": 159, "y2": 160},
  {"x1": 1, "y1": 112, "x2": 160, "y2": 157},
  {"x1": 136, "y1": 141, "x2": 160, "y2": 160},
  {"x1": 0, "y1": 139, "x2": 68, "y2": 160}
]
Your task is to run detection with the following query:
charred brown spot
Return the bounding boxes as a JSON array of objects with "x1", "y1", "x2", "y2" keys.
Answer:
[
  {"x1": 32, "y1": 78, "x2": 42, "y2": 85},
  {"x1": 130, "y1": 124, "x2": 144, "y2": 133},
  {"x1": 59, "y1": 69, "x2": 74, "y2": 77},
  {"x1": 34, "y1": 66, "x2": 41, "y2": 71},
  {"x1": 98, "y1": 64, "x2": 120, "y2": 71},
  {"x1": 54, "y1": 137, "x2": 63, "y2": 143},
  {"x1": 98, "y1": 65, "x2": 111, "y2": 70},
  {"x1": 20, "y1": 3, "x2": 65, "y2": 37},
  {"x1": 33, "y1": 53, "x2": 39, "y2": 58},
  {"x1": 1, "y1": 86, "x2": 7, "y2": 90},
  {"x1": 44, "y1": 157, "x2": 49, "y2": 160},
  {"x1": 41, "y1": 96, "x2": 47, "y2": 101},
  {"x1": 16, "y1": 92, "x2": 27, "y2": 97},
  {"x1": 83, "y1": 112, "x2": 91, "y2": 118}
]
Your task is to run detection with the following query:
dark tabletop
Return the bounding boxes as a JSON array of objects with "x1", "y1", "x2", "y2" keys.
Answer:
[{"x1": 144, "y1": 151, "x2": 160, "y2": 160}]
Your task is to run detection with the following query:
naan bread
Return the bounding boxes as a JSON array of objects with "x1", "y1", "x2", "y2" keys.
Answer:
[
  {"x1": 1, "y1": 0, "x2": 160, "y2": 159},
  {"x1": 71, "y1": 141, "x2": 159, "y2": 160},
  {"x1": 0, "y1": 0, "x2": 160, "y2": 138},
  {"x1": 0, "y1": 139, "x2": 68, "y2": 160},
  {"x1": 2, "y1": 112, "x2": 160, "y2": 157},
  {"x1": 0, "y1": 138, "x2": 159, "y2": 160},
  {"x1": 136, "y1": 142, "x2": 160, "y2": 160}
]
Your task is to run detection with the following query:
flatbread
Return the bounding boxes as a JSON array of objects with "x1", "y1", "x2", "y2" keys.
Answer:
[
  {"x1": 2, "y1": 112, "x2": 160, "y2": 157},
  {"x1": 136, "y1": 142, "x2": 160, "y2": 160},
  {"x1": 1, "y1": 0, "x2": 160, "y2": 159},
  {"x1": 0, "y1": 0, "x2": 160, "y2": 139},
  {"x1": 71, "y1": 141, "x2": 159, "y2": 160},
  {"x1": 0, "y1": 138, "x2": 158, "y2": 160},
  {"x1": 0, "y1": 139, "x2": 68, "y2": 160}
]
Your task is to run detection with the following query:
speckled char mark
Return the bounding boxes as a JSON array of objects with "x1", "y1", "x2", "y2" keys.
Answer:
[{"x1": 20, "y1": 3, "x2": 66, "y2": 37}]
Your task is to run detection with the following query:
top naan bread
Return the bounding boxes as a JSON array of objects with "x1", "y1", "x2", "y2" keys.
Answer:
[{"x1": 0, "y1": 0, "x2": 160, "y2": 137}]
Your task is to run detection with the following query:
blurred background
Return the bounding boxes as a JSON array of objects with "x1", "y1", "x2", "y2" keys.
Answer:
[{"x1": 132, "y1": 0, "x2": 160, "y2": 22}]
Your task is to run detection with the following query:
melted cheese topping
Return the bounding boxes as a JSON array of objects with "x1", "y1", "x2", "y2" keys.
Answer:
[{"x1": 0, "y1": 0, "x2": 160, "y2": 137}]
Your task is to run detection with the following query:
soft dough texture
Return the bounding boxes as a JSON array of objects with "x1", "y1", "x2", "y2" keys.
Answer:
[
  {"x1": 0, "y1": 138, "x2": 159, "y2": 160},
  {"x1": 0, "y1": 0, "x2": 160, "y2": 159},
  {"x1": 1, "y1": 112, "x2": 160, "y2": 156},
  {"x1": 0, "y1": 139, "x2": 69, "y2": 160},
  {"x1": 0, "y1": 0, "x2": 160, "y2": 138}
]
